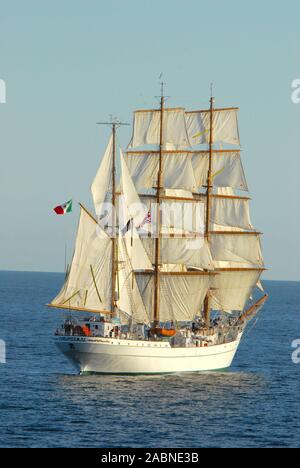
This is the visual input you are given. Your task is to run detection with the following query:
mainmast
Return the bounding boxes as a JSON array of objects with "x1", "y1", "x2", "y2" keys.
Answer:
[
  {"x1": 97, "y1": 119, "x2": 130, "y2": 317},
  {"x1": 204, "y1": 91, "x2": 214, "y2": 326},
  {"x1": 205, "y1": 91, "x2": 214, "y2": 238},
  {"x1": 153, "y1": 83, "x2": 165, "y2": 326}
]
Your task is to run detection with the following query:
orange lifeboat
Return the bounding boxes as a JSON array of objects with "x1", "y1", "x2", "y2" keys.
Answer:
[{"x1": 151, "y1": 327, "x2": 176, "y2": 338}]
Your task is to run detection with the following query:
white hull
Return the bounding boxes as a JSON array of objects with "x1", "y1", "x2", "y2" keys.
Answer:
[{"x1": 55, "y1": 332, "x2": 243, "y2": 374}]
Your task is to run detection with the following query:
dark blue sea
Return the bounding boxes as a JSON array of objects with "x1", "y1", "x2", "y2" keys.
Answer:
[{"x1": 0, "y1": 271, "x2": 299, "y2": 448}]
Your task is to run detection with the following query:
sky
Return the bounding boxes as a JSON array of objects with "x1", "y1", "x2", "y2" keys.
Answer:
[{"x1": 0, "y1": 0, "x2": 299, "y2": 281}]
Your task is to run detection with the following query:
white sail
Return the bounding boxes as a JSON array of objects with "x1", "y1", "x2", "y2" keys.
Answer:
[
  {"x1": 91, "y1": 135, "x2": 113, "y2": 215},
  {"x1": 125, "y1": 151, "x2": 197, "y2": 192},
  {"x1": 161, "y1": 238, "x2": 213, "y2": 270},
  {"x1": 125, "y1": 150, "x2": 247, "y2": 193},
  {"x1": 122, "y1": 227, "x2": 153, "y2": 271},
  {"x1": 136, "y1": 194, "x2": 212, "y2": 269},
  {"x1": 210, "y1": 270, "x2": 262, "y2": 312},
  {"x1": 186, "y1": 109, "x2": 240, "y2": 146},
  {"x1": 141, "y1": 237, "x2": 213, "y2": 270},
  {"x1": 162, "y1": 153, "x2": 196, "y2": 190},
  {"x1": 136, "y1": 273, "x2": 210, "y2": 322},
  {"x1": 120, "y1": 150, "x2": 149, "y2": 227},
  {"x1": 51, "y1": 207, "x2": 112, "y2": 312},
  {"x1": 192, "y1": 151, "x2": 248, "y2": 191},
  {"x1": 117, "y1": 236, "x2": 150, "y2": 324},
  {"x1": 124, "y1": 152, "x2": 157, "y2": 191},
  {"x1": 210, "y1": 233, "x2": 264, "y2": 267},
  {"x1": 160, "y1": 275, "x2": 210, "y2": 322},
  {"x1": 119, "y1": 151, "x2": 153, "y2": 271},
  {"x1": 129, "y1": 108, "x2": 190, "y2": 148},
  {"x1": 211, "y1": 197, "x2": 253, "y2": 230},
  {"x1": 216, "y1": 187, "x2": 235, "y2": 196},
  {"x1": 140, "y1": 196, "x2": 205, "y2": 235}
]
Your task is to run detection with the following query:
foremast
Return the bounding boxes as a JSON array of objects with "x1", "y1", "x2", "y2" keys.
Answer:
[{"x1": 96, "y1": 120, "x2": 129, "y2": 317}]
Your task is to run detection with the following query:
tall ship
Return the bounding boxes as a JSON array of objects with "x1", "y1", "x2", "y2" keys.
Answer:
[{"x1": 48, "y1": 87, "x2": 268, "y2": 374}]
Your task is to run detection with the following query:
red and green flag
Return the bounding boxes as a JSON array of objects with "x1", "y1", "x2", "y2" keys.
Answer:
[{"x1": 53, "y1": 199, "x2": 72, "y2": 215}]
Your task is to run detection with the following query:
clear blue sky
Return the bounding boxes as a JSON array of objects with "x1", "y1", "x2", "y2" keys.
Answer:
[{"x1": 0, "y1": 0, "x2": 299, "y2": 281}]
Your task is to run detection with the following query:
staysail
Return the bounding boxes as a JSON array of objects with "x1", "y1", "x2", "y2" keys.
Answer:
[
  {"x1": 50, "y1": 206, "x2": 112, "y2": 313},
  {"x1": 119, "y1": 149, "x2": 153, "y2": 272},
  {"x1": 117, "y1": 234, "x2": 151, "y2": 324},
  {"x1": 91, "y1": 135, "x2": 113, "y2": 215}
]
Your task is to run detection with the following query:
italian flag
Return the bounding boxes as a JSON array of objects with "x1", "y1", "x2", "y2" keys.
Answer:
[{"x1": 53, "y1": 199, "x2": 72, "y2": 215}]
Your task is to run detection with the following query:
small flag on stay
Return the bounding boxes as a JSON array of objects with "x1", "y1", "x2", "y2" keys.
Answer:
[
  {"x1": 53, "y1": 199, "x2": 72, "y2": 215},
  {"x1": 139, "y1": 210, "x2": 151, "y2": 227},
  {"x1": 121, "y1": 218, "x2": 132, "y2": 236}
]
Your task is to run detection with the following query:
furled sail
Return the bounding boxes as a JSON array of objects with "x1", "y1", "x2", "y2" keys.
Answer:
[
  {"x1": 186, "y1": 108, "x2": 240, "y2": 146},
  {"x1": 50, "y1": 207, "x2": 112, "y2": 312},
  {"x1": 129, "y1": 108, "x2": 190, "y2": 148},
  {"x1": 91, "y1": 135, "x2": 113, "y2": 215}
]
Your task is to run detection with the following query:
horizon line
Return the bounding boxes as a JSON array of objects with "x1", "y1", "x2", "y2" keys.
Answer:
[{"x1": 0, "y1": 269, "x2": 299, "y2": 283}]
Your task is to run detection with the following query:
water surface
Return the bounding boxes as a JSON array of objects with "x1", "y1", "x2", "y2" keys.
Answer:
[{"x1": 0, "y1": 271, "x2": 299, "y2": 447}]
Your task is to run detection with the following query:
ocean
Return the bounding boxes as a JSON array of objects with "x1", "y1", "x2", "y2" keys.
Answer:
[{"x1": 0, "y1": 271, "x2": 299, "y2": 448}]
